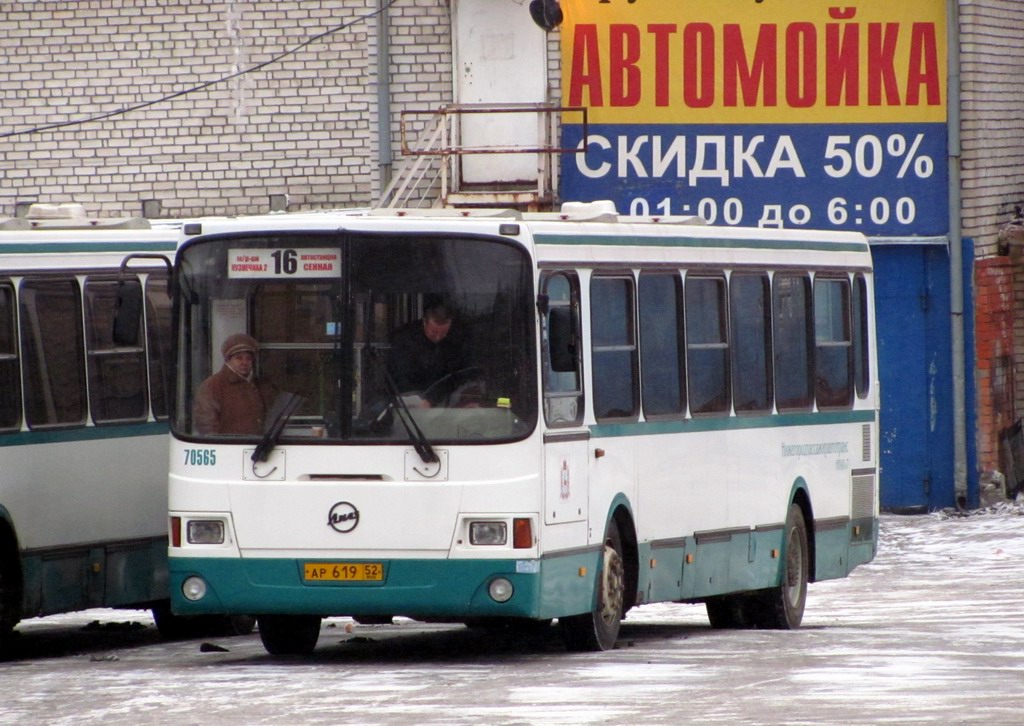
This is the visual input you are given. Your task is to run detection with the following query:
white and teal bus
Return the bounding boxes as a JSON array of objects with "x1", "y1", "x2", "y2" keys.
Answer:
[
  {"x1": 166, "y1": 203, "x2": 878, "y2": 654},
  {"x1": 0, "y1": 206, "x2": 180, "y2": 654}
]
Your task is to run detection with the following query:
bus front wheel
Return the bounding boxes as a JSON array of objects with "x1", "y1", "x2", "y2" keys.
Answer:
[
  {"x1": 257, "y1": 615, "x2": 321, "y2": 655},
  {"x1": 560, "y1": 522, "x2": 625, "y2": 652}
]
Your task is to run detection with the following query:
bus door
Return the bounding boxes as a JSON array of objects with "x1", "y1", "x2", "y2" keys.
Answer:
[
  {"x1": 544, "y1": 432, "x2": 589, "y2": 525},
  {"x1": 540, "y1": 272, "x2": 588, "y2": 527}
]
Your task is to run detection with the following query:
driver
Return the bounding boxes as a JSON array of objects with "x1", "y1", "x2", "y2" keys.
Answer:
[{"x1": 387, "y1": 301, "x2": 468, "y2": 405}]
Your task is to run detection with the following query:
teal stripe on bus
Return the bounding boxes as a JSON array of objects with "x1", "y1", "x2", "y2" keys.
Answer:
[
  {"x1": 0, "y1": 241, "x2": 177, "y2": 255},
  {"x1": 533, "y1": 233, "x2": 868, "y2": 253},
  {"x1": 590, "y1": 409, "x2": 875, "y2": 438},
  {"x1": 0, "y1": 421, "x2": 169, "y2": 447}
]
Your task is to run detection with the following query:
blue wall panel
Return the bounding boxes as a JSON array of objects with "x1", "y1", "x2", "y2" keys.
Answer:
[{"x1": 872, "y1": 244, "x2": 956, "y2": 511}]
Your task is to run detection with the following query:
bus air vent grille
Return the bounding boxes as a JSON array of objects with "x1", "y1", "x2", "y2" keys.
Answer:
[
  {"x1": 861, "y1": 424, "x2": 871, "y2": 462},
  {"x1": 851, "y1": 473, "x2": 875, "y2": 519}
]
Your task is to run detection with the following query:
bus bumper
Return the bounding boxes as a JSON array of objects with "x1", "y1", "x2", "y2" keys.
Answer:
[{"x1": 168, "y1": 551, "x2": 600, "y2": 621}]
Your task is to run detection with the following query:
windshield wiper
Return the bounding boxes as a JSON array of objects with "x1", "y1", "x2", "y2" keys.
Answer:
[
  {"x1": 251, "y1": 392, "x2": 305, "y2": 463},
  {"x1": 371, "y1": 348, "x2": 438, "y2": 465}
]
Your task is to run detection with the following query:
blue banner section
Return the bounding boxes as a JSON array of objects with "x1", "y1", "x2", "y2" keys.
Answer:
[{"x1": 560, "y1": 122, "x2": 948, "y2": 237}]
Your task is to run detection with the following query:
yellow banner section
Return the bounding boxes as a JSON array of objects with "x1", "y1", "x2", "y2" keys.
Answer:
[{"x1": 560, "y1": 0, "x2": 946, "y2": 125}]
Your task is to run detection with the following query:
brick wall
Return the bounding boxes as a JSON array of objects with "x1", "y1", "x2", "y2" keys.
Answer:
[
  {"x1": 0, "y1": 0, "x2": 453, "y2": 218},
  {"x1": 960, "y1": 1, "x2": 1024, "y2": 479},
  {"x1": 960, "y1": 1, "x2": 1024, "y2": 256},
  {"x1": 973, "y1": 257, "x2": 1016, "y2": 472}
]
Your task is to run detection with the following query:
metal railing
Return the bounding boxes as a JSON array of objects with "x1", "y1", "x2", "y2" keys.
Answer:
[{"x1": 376, "y1": 103, "x2": 587, "y2": 210}]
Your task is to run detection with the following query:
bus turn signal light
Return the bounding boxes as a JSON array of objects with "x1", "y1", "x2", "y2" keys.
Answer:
[{"x1": 513, "y1": 518, "x2": 532, "y2": 549}]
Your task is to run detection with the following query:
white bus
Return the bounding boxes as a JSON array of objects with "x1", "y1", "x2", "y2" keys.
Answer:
[
  {"x1": 165, "y1": 204, "x2": 879, "y2": 654},
  {"x1": 0, "y1": 206, "x2": 180, "y2": 654}
]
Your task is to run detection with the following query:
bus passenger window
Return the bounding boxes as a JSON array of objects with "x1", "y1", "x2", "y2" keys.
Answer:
[
  {"x1": 0, "y1": 283, "x2": 21, "y2": 431},
  {"x1": 730, "y1": 272, "x2": 773, "y2": 413},
  {"x1": 591, "y1": 275, "x2": 638, "y2": 421},
  {"x1": 685, "y1": 274, "x2": 730, "y2": 415},
  {"x1": 145, "y1": 277, "x2": 173, "y2": 420},
  {"x1": 773, "y1": 273, "x2": 813, "y2": 411},
  {"x1": 542, "y1": 272, "x2": 583, "y2": 426},
  {"x1": 85, "y1": 278, "x2": 149, "y2": 423},
  {"x1": 639, "y1": 272, "x2": 685, "y2": 417},
  {"x1": 19, "y1": 278, "x2": 88, "y2": 428},
  {"x1": 853, "y1": 274, "x2": 870, "y2": 398},
  {"x1": 814, "y1": 276, "x2": 853, "y2": 409}
]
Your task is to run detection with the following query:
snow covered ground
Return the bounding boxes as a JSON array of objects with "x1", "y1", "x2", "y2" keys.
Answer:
[{"x1": 2, "y1": 507, "x2": 1024, "y2": 725}]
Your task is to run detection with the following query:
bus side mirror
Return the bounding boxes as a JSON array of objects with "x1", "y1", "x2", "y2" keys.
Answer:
[
  {"x1": 548, "y1": 307, "x2": 577, "y2": 373},
  {"x1": 112, "y1": 280, "x2": 143, "y2": 347}
]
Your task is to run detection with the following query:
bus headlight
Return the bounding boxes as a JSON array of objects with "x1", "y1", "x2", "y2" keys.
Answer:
[
  {"x1": 470, "y1": 521, "x2": 507, "y2": 546},
  {"x1": 488, "y1": 577, "x2": 514, "y2": 603},
  {"x1": 182, "y1": 576, "x2": 208, "y2": 602},
  {"x1": 187, "y1": 520, "x2": 225, "y2": 545}
]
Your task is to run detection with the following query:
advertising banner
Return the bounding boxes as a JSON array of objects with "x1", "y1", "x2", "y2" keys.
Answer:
[{"x1": 559, "y1": 0, "x2": 948, "y2": 236}]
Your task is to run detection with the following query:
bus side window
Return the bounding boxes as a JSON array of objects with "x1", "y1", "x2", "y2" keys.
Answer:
[
  {"x1": 773, "y1": 273, "x2": 814, "y2": 412},
  {"x1": 853, "y1": 273, "x2": 870, "y2": 398},
  {"x1": 685, "y1": 273, "x2": 731, "y2": 416},
  {"x1": 541, "y1": 272, "x2": 584, "y2": 426},
  {"x1": 730, "y1": 272, "x2": 773, "y2": 414},
  {"x1": 813, "y1": 275, "x2": 853, "y2": 409},
  {"x1": 0, "y1": 282, "x2": 21, "y2": 431},
  {"x1": 591, "y1": 274, "x2": 639, "y2": 422},
  {"x1": 19, "y1": 278, "x2": 88, "y2": 428},
  {"x1": 85, "y1": 277, "x2": 149, "y2": 424},
  {"x1": 145, "y1": 276, "x2": 173, "y2": 420},
  {"x1": 639, "y1": 272, "x2": 685, "y2": 417}
]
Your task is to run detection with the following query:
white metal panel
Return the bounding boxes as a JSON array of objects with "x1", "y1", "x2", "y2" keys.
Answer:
[
  {"x1": 453, "y1": 0, "x2": 548, "y2": 184},
  {"x1": 1, "y1": 433, "x2": 169, "y2": 550}
]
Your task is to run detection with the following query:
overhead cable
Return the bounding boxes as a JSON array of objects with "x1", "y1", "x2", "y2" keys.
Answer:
[{"x1": 0, "y1": 0, "x2": 399, "y2": 140}]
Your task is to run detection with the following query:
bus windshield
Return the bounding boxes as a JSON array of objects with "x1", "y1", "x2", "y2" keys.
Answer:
[{"x1": 173, "y1": 230, "x2": 538, "y2": 445}]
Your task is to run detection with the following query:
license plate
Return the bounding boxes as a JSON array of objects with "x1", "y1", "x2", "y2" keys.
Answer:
[{"x1": 303, "y1": 562, "x2": 383, "y2": 582}]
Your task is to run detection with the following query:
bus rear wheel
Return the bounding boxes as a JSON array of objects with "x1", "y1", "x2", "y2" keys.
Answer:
[
  {"x1": 756, "y1": 503, "x2": 809, "y2": 629},
  {"x1": 560, "y1": 522, "x2": 625, "y2": 652},
  {"x1": 257, "y1": 615, "x2": 321, "y2": 655}
]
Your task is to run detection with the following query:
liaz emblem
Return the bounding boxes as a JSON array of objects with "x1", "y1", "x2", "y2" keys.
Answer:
[{"x1": 327, "y1": 501, "x2": 359, "y2": 533}]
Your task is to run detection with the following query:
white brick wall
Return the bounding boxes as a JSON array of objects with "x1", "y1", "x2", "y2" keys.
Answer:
[
  {"x1": 0, "y1": 0, "x2": 454, "y2": 218},
  {"x1": 960, "y1": 0, "x2": 1024, "y2": 255}
]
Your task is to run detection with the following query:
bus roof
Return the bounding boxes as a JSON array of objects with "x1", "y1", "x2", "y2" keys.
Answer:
[
  {"x1": 177, "y1": 202, "x2": 873, "y2": 271},
  {"x1": 0, "y1": 207, "x2": 178, "y2": 272}
]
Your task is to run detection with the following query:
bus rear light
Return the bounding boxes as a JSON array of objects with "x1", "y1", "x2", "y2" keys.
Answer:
[
  {"x1": 171, "y1": 517, "x2": 181, "y2": 548},
  {"x1": 470, "y1": 521, "x2": 507, "y2": 546},
  {"x1": 187, "y1": 520, "x2": 225, "y2": 545},
  {"x1": 513, "y1": 518, "x2": 532, "y2": 549}
]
